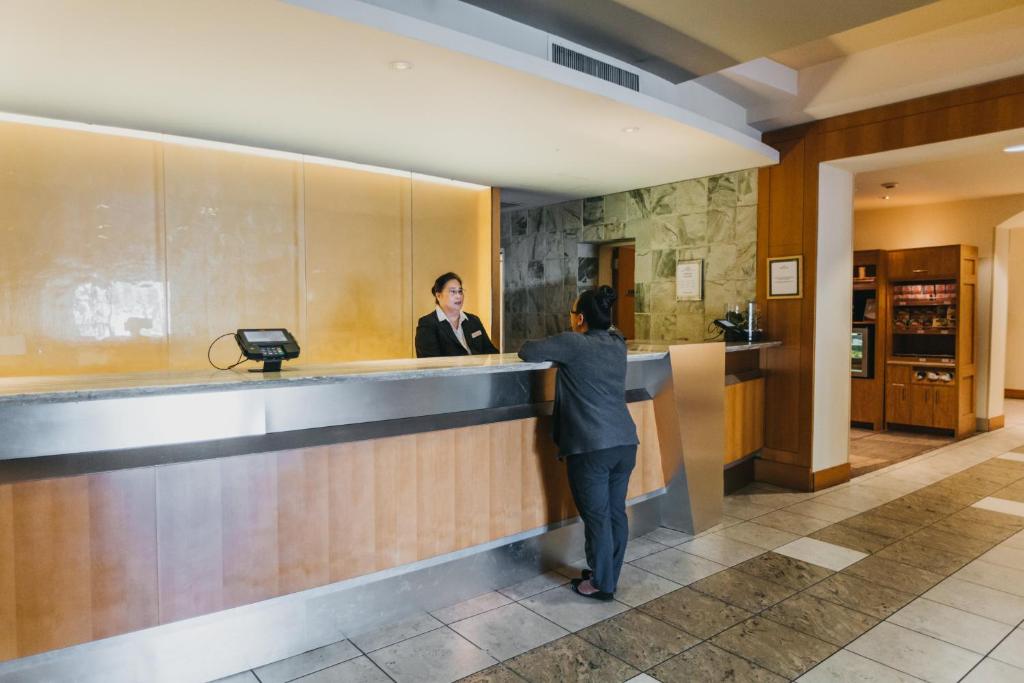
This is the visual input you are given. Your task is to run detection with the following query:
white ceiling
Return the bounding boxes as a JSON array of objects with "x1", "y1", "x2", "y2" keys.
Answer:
[
  {"x1": 0, "y1": 0, "x2": 773, "y2": 200},
  {"x1": 838, "y1": 128, "x2": 1024, "y2": 209}
]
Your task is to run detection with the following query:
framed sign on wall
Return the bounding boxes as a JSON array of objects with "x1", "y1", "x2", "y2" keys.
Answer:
[
  {"x1": 767, "y1": 255, "x2": 802, "y2": 299},
  {"x1": 676, "y1": 259, "x2": 703, "y2": 301}
]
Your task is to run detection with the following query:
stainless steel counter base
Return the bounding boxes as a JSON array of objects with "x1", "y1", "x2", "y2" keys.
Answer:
[{"x1": 0, "y1": 492, "x2": 665, "y2": 683}]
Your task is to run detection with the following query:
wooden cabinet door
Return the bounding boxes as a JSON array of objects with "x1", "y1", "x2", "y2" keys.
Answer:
[
  {"x1": 909, "y1": 384, "x2": 933, "y2": 427},
  {"x1": 886, "y1": 380, "x2": 911, "y2": 424},
  {"x1": 931, "y1": 385, "x2": 957, "y2": 429},
  {"x1": 888, "y1": 246, "x2": 959, "y2": 280}
]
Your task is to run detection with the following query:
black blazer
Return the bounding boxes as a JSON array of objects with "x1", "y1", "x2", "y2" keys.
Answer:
[{"x1": 415, "y1": 311, "x2": 499, "y2": 357}]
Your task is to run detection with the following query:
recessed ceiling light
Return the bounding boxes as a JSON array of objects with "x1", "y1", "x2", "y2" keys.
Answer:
[
  {"x1": 881, "y1": 195, "x2": 891, "y2": 200},
  {"x1": 1005, "y1": 144, "x2": 1024, "y2": 153},
  {"x1": 390, "y1": 61, "x2": 413, "y2": 71},
  {"x1": 622, "y1": 126, "x2": 640, "y2": 134}
]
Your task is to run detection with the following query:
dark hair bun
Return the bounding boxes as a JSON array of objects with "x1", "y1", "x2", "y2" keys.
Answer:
[{"x1": 595, "y1": 285, "x2": 617, "y2": 312}]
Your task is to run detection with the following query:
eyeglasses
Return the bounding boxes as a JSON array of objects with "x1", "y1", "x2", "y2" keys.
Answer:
[{"x1": 446, "y1": 288, "x2": 464, "y2": 296}]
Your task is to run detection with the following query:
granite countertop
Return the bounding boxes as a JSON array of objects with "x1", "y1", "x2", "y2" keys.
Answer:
[{"x1": 0, "y1": 350, "x2": 669, "y2": 405}]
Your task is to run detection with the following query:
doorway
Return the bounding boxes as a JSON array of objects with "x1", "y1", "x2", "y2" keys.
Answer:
[{"x1": 597, "y1": 241, "x2": 635, "y2": 338}]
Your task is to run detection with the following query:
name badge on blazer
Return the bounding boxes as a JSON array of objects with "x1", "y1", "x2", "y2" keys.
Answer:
[{"x1": 471, "y1": 330, "x2": 483, "y2": 338}]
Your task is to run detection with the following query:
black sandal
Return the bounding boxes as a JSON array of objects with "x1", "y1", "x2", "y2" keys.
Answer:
[
  {"x1": 580, "y1": 569, "x2": 592, "y2": 580},
  {"x1": 570, "y1": 578, "x2": 614, "y2": 601}
]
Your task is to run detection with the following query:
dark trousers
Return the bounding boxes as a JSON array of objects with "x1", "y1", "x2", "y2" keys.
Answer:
[{"x1": 565, "y1": 444, "x2": 637, "y2": 593}]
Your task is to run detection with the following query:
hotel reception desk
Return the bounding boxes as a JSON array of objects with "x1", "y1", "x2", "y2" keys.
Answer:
[{"x1": 0, "y1": 340, "x2": 775, "y2": 682}]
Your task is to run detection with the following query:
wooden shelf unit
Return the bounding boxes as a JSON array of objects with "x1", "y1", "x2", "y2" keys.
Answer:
[
  {"x1": 884, "y1": 244, "x2": 977, "y2": 439},
  {"x1": 850, "y1": 251, "x2": 887, "y2": 430}
]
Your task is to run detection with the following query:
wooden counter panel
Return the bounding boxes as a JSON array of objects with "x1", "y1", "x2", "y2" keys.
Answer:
[
  {"x1": 0, "y1": 401, "x2": 665, "y2": 662},
  {"x1": 724, "y1": 379, "x2": 765, "y2": 465},
  {"x1": 0, "y1": 486, "x2": 16, "y2": 661}
]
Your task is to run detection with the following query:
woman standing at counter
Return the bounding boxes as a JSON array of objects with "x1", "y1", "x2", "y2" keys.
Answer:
[
  {"x1": 416, "y1": 272, "x2": 499, "y2": 357},
  {"x1": 518, "y1": 285, "x2": 638, "y2": 600}
]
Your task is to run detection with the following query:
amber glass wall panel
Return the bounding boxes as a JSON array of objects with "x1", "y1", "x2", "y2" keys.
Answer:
[
  {"x1": 0, "y1": 121, "x2": 492, "y2": 374},
  {"x1": 410, "y1": 179, "x2": 492, "y2": 340},
  {"x1": 163, "y1": 145, "x2": 303, "y2": 369},
  {"x1": 304, "y1": 165, "x2": 412, "y2": 361},
  {"x1": 0, "y1": 123, "x2": 166, "y2": 376}
]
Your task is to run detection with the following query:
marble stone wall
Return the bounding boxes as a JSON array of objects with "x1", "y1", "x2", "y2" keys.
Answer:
[{"x1": 501, "y1": 169, "x2": 757, "y2": 349}]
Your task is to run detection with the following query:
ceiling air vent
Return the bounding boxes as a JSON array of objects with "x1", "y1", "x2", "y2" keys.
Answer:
[{"x1": 551, "y1": 43, "x2": 640, "y2": 92}]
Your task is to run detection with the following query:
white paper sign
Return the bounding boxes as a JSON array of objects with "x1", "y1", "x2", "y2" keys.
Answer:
[
  {"x1": 769, "y1": 258, "x2": 800, "y2": 297},
  {"x1": 675, "y1": 260, "x2": 703, "y2": 301}
]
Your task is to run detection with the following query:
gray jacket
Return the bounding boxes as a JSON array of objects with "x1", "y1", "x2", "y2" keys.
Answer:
[{"x1": 518, "y1": 329, "x2": 639, "y2": 456}]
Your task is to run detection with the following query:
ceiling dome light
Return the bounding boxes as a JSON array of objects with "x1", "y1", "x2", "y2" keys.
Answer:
[
  {"x1": 622, "y1": 126, "x2": 640, "y2": 133},
  {"x1": 1005, "y1": 144, "x2": 1024, "y2": 153},
  {"x1": 390, "y1": 61, "x2": 413, "y2": 71}
]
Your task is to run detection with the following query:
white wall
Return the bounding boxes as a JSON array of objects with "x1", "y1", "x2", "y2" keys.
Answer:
[
  {"x1": 854, "y1": 194, "x2": 1024, "y2": 419},
  {"x1": 813, "y1": 164, "x2": 854, "y2": 472},
  {"x1": 1007, "y1": 228, "x2": 1024, "y2": 390}
]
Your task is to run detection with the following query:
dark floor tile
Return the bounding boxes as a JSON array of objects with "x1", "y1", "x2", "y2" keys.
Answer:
[
  {"x1": 689, "y1": 568, "x2": 797, "y2": 612},
  {"x1": 995, "y1": 486, "x2": 1024, "y2": 503},
  {"x1": 930, "y1": 516, "x2": 1016, "y2": 543},
  {"x1": 906, "y1": 526, "x2": 993, "y2": 557},
  {"x1": 841, "y1": 555, "x2": 943, "y2": 595},
  {"x1": 949, "y1": 506, "x2": 1024, "y2": 532},
  {"x1": 458, "y1": 664, "x2": 525, "y2": 682},
  {"x1": 761, "y1": 592, "x2": 879, "y2": 647},
  {"x1": 898, "y1": 491, "x2": 966, "y2": 516},
  {"x1": 839, "y1": 510, "x2": 922, "y2": 539},
  {"x1": 872, "y1": 497, "x2": 953, "y2": 526},
  {"x1": 917, "y1": 483, "x2": 986, "y2": 506},
  {"x1": 649, "y1": 642, "x2": 786, "y2": 683},
  {"x1": 637, "y1": 587, "x2": 751, "y2": 639},
  {"x1": 873, "y1": 539, "x2": 972, "y2": 575},
  {"x1": 576, "y1": 610, "x2": 698, "y2": 671},
  {"x1": 711, "y1": 617, "x2": 838, "y2": 679},
  {"x1": 731, "y1": 552, "x2": 833, "y2": 591},
  {"x1": 805, "y1": 573, "x2": 914, "y2": 620},
  {"x1": 966, "y1": 462, "x2": 1024, "y2": 485},
  {"x1": 939, "y1": 474, "x2": 1005, "y2": 496},
  {"x1": 504, "y1": 635, "x2": 637, "y2": 683},
  {"x1": 809, "y1": 523, "x2": 891, "y2": 554}
]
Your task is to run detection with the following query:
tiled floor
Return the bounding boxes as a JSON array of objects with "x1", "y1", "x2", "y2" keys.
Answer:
[
  {"x1": 849, "y1": 428, "x2": 954, "y2": 478},
  {"x1": 218, "y1": 400, "x2": 1024, "y2": 683}
]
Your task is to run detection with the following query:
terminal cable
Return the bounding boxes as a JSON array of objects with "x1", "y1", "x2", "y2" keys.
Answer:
[{"x1": 207, "y1": 332, "x2": 248, "y2": 371}]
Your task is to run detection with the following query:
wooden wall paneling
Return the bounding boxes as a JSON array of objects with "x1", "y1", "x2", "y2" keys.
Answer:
[
  {"x1": 277, "y1": 449, "x2": 329, "y2": 595},
  {"x1": 454, "y1": 426, "x2": 491, "y2": 549},
  {"x1": 0, "y1": 485, "x2": 16, "y2": 660},
  {"x1": 415, "y1": 430, "x2": 457, "y2": 560},
  {"x1": 156, "y1": 460, "x2": 224, "y2": 623},
  {"x1": 220, "y1": 453, "x2": 280, "y2": 610},
  {"x1": 328, "y1": 442, "x2": 376, "y2": 582},
  {"x1": 763, "y1": 302, "x2": 803, "y2": 457},
  {"x1": 88, "y1": 469, "x2": 158, "y2": 640},
  {"x1": 13, "y1": 477, "x2": 92, "y2": 656},
  {"x1": 371, "y1": 435, "x2": 419, "y2": 570},
  {"x1": 489, "y1": 419, "x2": 523, "y2": 538},
  {"x1": 724, "y1": 380, "x2": 766, "y2": 465}
]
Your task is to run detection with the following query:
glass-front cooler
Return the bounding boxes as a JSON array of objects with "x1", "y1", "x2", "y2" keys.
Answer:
[{"x1": 851, "y1": 325, "x2": 872, "y2": 378}]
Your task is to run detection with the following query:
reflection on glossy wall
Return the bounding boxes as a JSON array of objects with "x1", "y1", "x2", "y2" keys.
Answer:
[{"x1": 0, "y1": 120, "x2": 492, "y2": 376}]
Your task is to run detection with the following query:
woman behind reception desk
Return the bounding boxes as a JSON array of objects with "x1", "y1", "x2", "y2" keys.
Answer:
[{"x1": 416, "y1": 272, "x2": 499, "y2": 357}]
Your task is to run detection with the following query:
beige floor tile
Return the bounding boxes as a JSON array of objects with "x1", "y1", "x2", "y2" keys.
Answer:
[
  {"x1": 990, "y1": 628, "x2": 1024, "y2": 669},
  {"x1": 630, "y1": 547, "x2": 727, "y2": 585},
  {"x1": 519, "y1": 585, "x2": 628, "y2": 632},
  {"x1": 297, "y1": 656, "x2": 392, "y2": 683},
  {"x1": 449, "y1": 603, "x2": 567, "y2": 661},
  {"x1": 775, "y1": 537, "x2": 867, "y2": 571},
  {"x1": 783, "y1": 500, "x2": 858, "y2": 523},
  {"x1": 716, "y1": 521, "x2": 800, "y2": 550},
  {"x1": 677, "y1": 535, "x2": 764, "y2": 566},
  {"x1": 847, "y1": 621, "x2": 981, "y2": 683},
  {"x1": 368, "y1": 628, "x2": 496, "y2": 683},
  {"x1": 922, "y1": 577, "x2": 1024, "y2": 625},
  {"x1": 973, "y1": 496, "x2": 1024, "y2": 518},
  {"x1": 350, "y1": 612, "x2": 444, "y2": 653},
  {"x1": 498, "y1": 571, "x2": 569, "y2": 601},
  {"x1": 953, "y1": 559, "x2": 1024, "y2": 597},
  {"x1": 753, "y1": 509, "x2": 832, "y2": 535},
  {"x1": 961, "y1": 657, "x2": 1024, "y2": 683},
  {"x1": 253, "y1": 640, "x2": 361, "y2": 683},
  {"x1": 797, "y1": 649, "x2": 923, "y2": 682},
  {"x1": 611, "y1": 563, "x2": 681, "y2": 607},
  {"x1": 431, "y1": 592, "x2": 512, "y2": 625},
  {"x1": 888, "y1": 598, "x2": 1013, "y2": 654}
]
